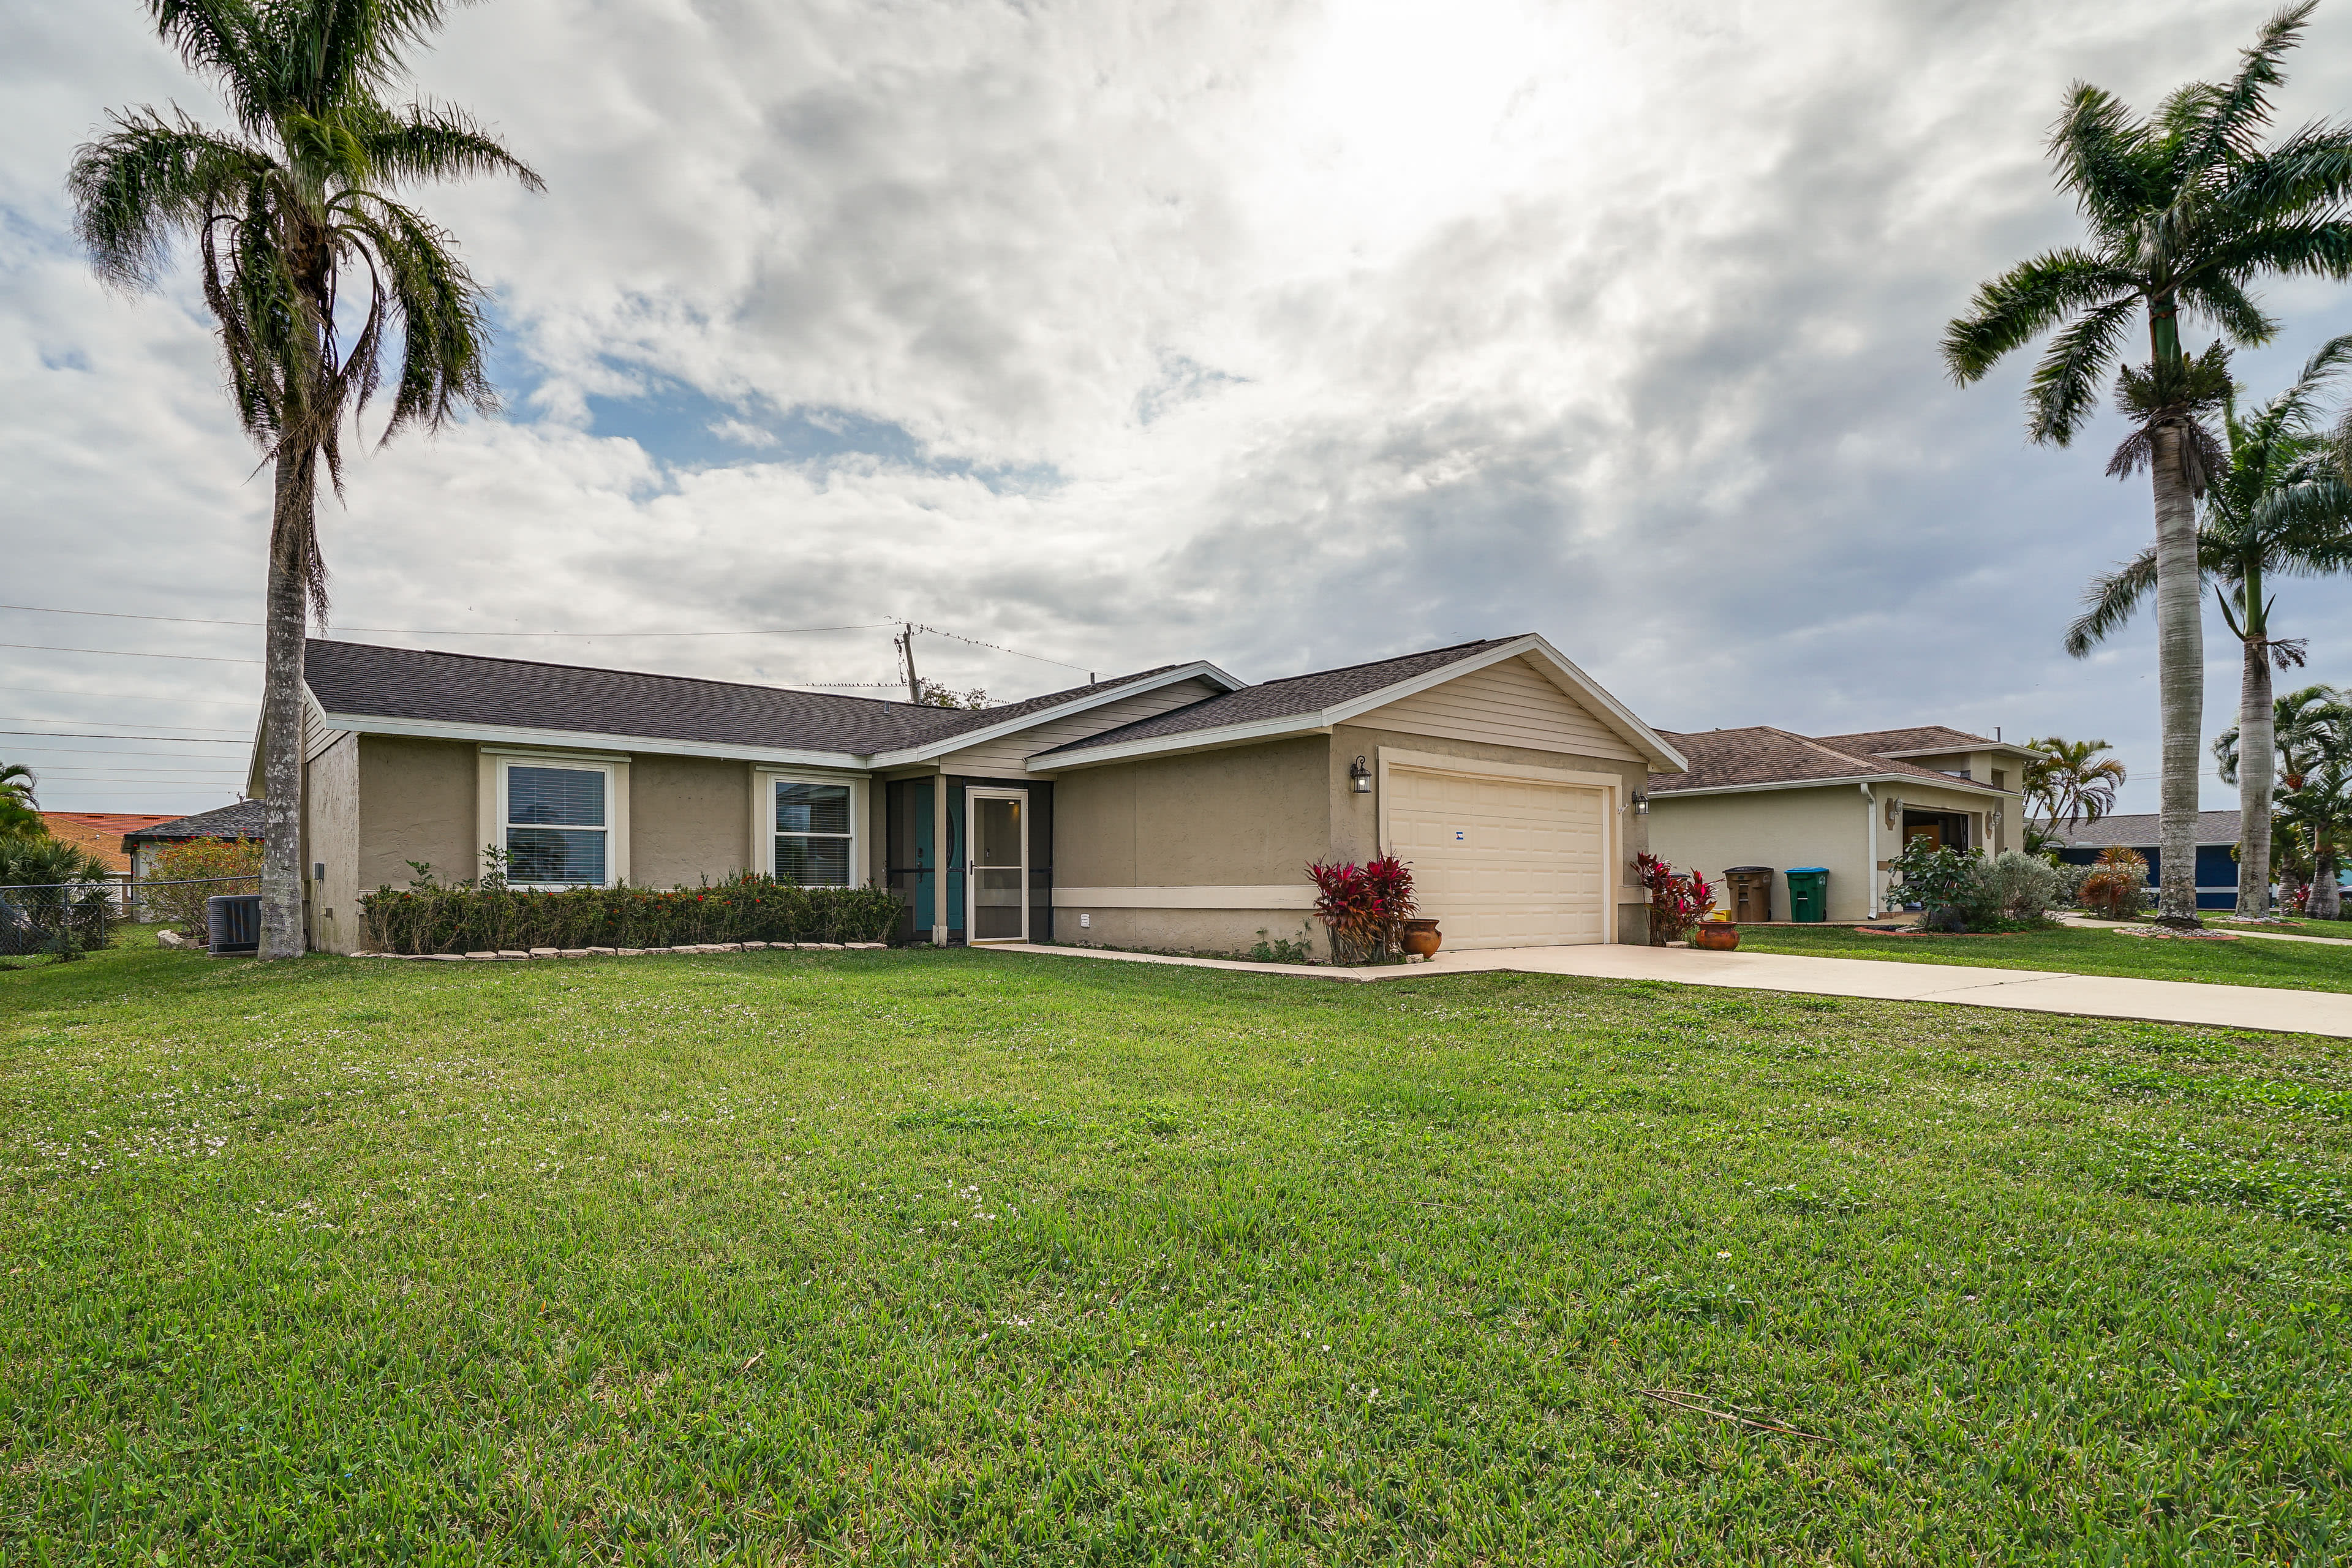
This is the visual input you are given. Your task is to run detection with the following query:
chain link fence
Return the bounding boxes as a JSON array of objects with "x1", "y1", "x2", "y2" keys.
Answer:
[{"x1": 0, "y1": 875, "x2": 262, "y2": 958}]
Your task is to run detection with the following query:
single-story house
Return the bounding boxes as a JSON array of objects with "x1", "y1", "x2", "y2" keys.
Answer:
[
  {"x1": 262, "y1": 633, "x2": 1687, "y2": 956},
  {"x1": 1646, "y1": 724, "x2": 2029, "y2": 922},
  {"x1": 119, "y1": 799, "x2": 268, "y2": 881},
  {"x1": 2044, "y1": 810, "x2": 2244, "y2": 910},
  {"x1": 40, "y1": 812, "x2": 178, "y2": 874}
]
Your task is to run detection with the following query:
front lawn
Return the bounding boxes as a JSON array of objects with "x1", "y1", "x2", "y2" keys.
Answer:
[
  {"x1": 4, "y1": 940, "x2": 2349, "y2": 1562},
  {"x1": 1735, "y1": 921, "x2": 2352, "y2": 992}
]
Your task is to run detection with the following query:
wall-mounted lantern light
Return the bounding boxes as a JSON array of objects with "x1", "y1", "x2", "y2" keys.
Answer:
[
  {"x1": 1630, "y1": 789, "x2": 1649, "y2": 817},
  {"x1": 1884, "y1": 795, "x2": 1904, "y2": 831},
  {"x1": 1349, "y1": 755, "x2": 1373, "y2": 794}
]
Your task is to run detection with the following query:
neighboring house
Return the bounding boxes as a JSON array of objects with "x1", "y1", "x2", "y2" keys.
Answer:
[
  {"x1": 119, "y1": 799, "x2": 266, "y2": 922},
  {"x1": 258, "y1": 633, "x2": 1685, "y2": 956},
  {"x1": 1646, "y1": 724, "x2": 2030, "y2": 922},
  {"x1": 40, "y1": 812, "x2": 177, "y2": 874},
  {"x1": 2043, "y1": 810, "x2": 2244, "y2": 911}
]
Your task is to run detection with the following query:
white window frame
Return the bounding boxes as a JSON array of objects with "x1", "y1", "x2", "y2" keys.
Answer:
[
  {"x1": 492, "y1": 755, "x2": 621, "y2": 889},
  {"x1": 753, "y1": 768, "x2": 869, "y2": 888}
]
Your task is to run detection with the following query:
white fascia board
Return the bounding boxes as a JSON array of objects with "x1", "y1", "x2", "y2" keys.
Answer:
[
  {"x1": 1318, "y1": 633, "x2": 1689, "y2": 771},
  {"x1": 1029, "y1": 714, "x2": 1331, "y2": 772},
  {"x1": 1653, "y1": 772, "x2": 2006, "y2": 801},
  {"x1": 865, "y1": 660, "x2": 1240, "y2": 769},
  {"x1": 320, "y1": 712, "x2": 868, "y2": 771}
]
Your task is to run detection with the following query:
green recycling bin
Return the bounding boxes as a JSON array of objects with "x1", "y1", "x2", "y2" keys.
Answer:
[{"x1": 1785, "y1": 867, "x2": 1830, "y2": 924}]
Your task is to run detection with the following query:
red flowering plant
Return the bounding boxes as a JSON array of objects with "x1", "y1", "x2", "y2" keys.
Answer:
[
  {"x1": 1306, "y1": 856, "x2": 1417, "y2": 964},
  {"x1": 1634, "y1": 852, "x2": 1716, "y2": 946}
]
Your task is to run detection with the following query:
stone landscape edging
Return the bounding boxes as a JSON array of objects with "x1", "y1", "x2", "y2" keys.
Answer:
[{"x1": 349, "y1": 942, "x2": 894, "y2": 960}]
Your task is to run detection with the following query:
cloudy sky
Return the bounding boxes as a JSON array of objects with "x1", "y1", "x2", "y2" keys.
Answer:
[{"x1": 7, "y1": 0, "x2": 2352, "y2": 816}]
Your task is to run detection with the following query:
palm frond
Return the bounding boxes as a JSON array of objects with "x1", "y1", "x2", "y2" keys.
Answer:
[
  {"x1": 334, "y1": 193, "x2": 497, "y2": 439},
  {"x1": 2211, "y1": 120, "x2": 2352, "y2": 223},
  {"x1": 2201, "y1": 219, "x2": 2352, "y2": 285},
  {"x1": 2163, "y1": 0, "x2": 2313, "y2": 176},
  {"x1": 2176, "y1": 273, "x2": 2275, "y2": 345},
  {"x1": 67, "y1": 111, "x2": 271, "y2": 288},
  {"x1": 145, "y1": 0, "x2": 261, "y2": 119},
  {"x1": 2024, "y1": 295, "x2": 2139, "y2": 445},
  {"x1": 352, "y1": 101, "x2": 544, "y2": 191},
  {"x1": 2048, "y1": 84, "x2": 2159, "y2": 238},
  {"x1": 1940, "y1": 249, "x2": 2135, "y2": 386},
  {"x1": 2065, "y1": 545, "x2": 2160, "y2": 656}
]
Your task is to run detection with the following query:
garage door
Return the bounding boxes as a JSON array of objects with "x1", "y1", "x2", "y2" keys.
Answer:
[{"x1": 1385, "y1": 766, "x2": 1608, "y2": 948}]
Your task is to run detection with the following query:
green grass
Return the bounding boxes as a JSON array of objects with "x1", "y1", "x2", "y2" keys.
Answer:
[
  {"x1": 4, "y1": 932, "x2": 2350, "y2": 1563},
  {"x1": 2210, "y1": 916, "x2": 2352, "y2": 942},
  {"x1": 1734, "y1": 921, "x2": 2352, "y2": 991}
]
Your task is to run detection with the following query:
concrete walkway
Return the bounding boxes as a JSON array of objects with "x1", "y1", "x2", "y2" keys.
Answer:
[{"x1": 993, "y1": 941, "x2": 2352, "y2": 1039}]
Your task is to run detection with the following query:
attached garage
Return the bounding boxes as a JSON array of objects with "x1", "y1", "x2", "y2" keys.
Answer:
[{"x1": 1380, "y1": 756, "x2": 1615, "y2": 949}]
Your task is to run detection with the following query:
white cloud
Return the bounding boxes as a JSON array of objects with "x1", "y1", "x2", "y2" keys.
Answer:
[{"x1": 6, "y1": 0, "x2": 2352, "y2": 812}]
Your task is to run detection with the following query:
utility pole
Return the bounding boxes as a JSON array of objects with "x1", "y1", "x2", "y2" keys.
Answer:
[{"x1": 897, "y1": 624, "x2": 923, "y2": 704}]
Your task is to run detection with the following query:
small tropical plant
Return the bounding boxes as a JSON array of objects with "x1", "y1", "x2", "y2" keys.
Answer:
[
  {"x1": 1887, "y1": 839, "x2": 1976, "y2": 922},
  {"x1": 1634, "y1": 853, "x2": 1715, "y2": 946},
  {"x1": 1306, "y1": 857, "x2": 1416, "y2": 964},
  {"x1": 0, "y1": 836, "x2": 118, "y2": 959},
  {"x1": 2081, "y1": 846, "x2": 2155, "y2": 921}
]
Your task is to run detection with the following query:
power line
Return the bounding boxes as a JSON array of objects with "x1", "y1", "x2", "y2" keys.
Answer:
[
  {"x1": 1, "y1": 747, "x2": 246, "y2": 759},
  {"x1": 0, "y1": 643, "x2": 260, "y2": 665},
  {"x1": 0, "y1": 683, "x2": 257, "y2": 709},
  {"x1": 0, "y1": 601, "x2": 894, "y2": 639},
  {"x1": 0, "y1": 729, "x2": 247, "y2": 744},
  {"x1": 0, "y1": 715, "x2": 251, "y2": 735},
  {"x1": 909, "y1": 623, "x2": 1089, "y2": 673}
]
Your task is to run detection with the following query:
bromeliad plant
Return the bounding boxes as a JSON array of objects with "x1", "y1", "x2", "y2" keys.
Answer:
[
  {"x1": 1634, "y1": 853, "x2": 1714, "y2": 946},
  {"x1": 1306, "y1": 857, "x2": 1416, "y2": 965}
]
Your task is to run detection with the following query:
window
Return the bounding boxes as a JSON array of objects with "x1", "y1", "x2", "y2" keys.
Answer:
[
  {"x1": 503, "y1": 763, "x2": 610, "y2": 886},
  {"x1": 775, "y1": 780, "x2": 853, "y2": 886},
  {"x1": 1992, "y1": 769, "x2": 2008, "y2": 791}
]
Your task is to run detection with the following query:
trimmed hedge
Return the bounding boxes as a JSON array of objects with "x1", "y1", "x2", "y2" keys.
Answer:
[{"x1": 358, "y1": 873, "x2": 902, "y2": 955}]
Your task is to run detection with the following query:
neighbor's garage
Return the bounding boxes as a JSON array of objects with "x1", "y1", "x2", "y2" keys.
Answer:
[{"x1": 1382, "y1": 764, "x2": 1610, "y2": 948}]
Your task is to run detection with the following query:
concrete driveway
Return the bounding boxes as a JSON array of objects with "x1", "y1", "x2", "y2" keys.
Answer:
[{"x1": 997, "y1": 940, "x2": 2352, "y2": 1039}]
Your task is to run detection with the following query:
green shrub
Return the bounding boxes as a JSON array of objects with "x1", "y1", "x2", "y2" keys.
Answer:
[
  {"x1": 143, "y1": 838, "x2": 263, "y2": 935},
  {"x1": 358, "y1": 872, "x2": 903, "y2": 954},
  {"x1": 0, "y1": 837, "x2": 118, "y2": 959}
]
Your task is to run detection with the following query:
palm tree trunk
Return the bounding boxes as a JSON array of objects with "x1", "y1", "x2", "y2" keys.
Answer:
[
  {"x1": 2312, "y1": 845, "x2": 2343, "y2": 921},
  {"x1": 2150, "y1": 424, "x2": 2206, "y2": 927},
  {"x1": 2236, "y1": 637, "x2": 2274, "y2": 917},
  {"x1": 258, "y1": 448, "x2": 312, "y2": 960}
]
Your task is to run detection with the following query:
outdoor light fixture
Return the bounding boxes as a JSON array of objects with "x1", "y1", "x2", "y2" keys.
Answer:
[
  {"x1": 1349, "y1": 756, "x2": 1373, "y2": 794},
  {"x1": 1630, "y1": 790, "x2": 1649, "y2": 817},
  {"x1": 1885, "y1": 796, "x2": 1904, "y2": 830}
]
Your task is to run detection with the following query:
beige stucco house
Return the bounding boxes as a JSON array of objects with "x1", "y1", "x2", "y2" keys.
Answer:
[
  {"x1": 263, "y1": 633, "x2": 1686, "y2": 956},
  {"x1": 1645, "y1": 725, "x2": 2029, "y2": 922}
]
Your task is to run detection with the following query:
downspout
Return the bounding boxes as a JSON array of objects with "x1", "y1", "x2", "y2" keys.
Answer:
[{"x1": 1863, "y1": 781, "x2": 1879, "y2": 918}]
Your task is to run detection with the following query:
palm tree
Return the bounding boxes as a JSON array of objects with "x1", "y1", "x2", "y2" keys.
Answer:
[
  {"x1": 69, "y1": 1, "x2": 540, "y2": 958},
  {"x1": 1942, "y1": 2, "x2": 2352, "y2": 926},
  {"x1": 0, "y1": 763, "x2": 42, "y2": 840},
  {"x1": 2068, "y1": 340, "x2": 2352, "y2": 914},
  {"x1": 2022, "y1": 736, "x2": 2129, "y2": 829},
  {"x1": 2277, "y1": 750, "x2": 2352, "y2": 918}
]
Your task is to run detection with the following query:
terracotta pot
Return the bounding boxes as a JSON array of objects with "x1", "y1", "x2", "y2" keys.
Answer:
[
  {"x1": 1401, "y1": 918, "x2": 1442, "y2": 959},
  {"x1": 1691, "y1": 922, "x2": 1740, "y2": 951}
]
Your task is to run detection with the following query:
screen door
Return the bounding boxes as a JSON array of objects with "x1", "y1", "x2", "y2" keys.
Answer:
[{"x1": 966, "y1": 788, "x2": 1027, "y2": 942}]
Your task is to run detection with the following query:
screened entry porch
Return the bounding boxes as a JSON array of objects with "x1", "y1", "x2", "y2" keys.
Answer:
[{"x1": 883, "y1": 777, "x2": 1055, "y2": 945}]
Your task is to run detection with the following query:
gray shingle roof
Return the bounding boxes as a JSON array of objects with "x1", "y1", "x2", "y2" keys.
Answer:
[
  {"x1": 2042, "y1": 810, "x2": 2242, "y2": 848},
  {"x1": 122, "y1": 798, "x2": 266, "y2": 846},
  {"x1": 1030, "y1": 638, "x2": 1520, "y2": 757},
  {"x1": 1814, "y1": 725, "x2": 2004, "y2": 756},
  {"x1": 1649, "y1": 727, "x2": 1995, "y2": 793},
  {"x1": 303, "y1": 639, "x2": 1185, "y2": 757}
]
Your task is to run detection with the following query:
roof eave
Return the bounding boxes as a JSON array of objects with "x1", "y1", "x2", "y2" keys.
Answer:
[
  {"x1": 1319, "y1": 633, "x2": 1687, "y2": 770},
  {"x1": 1650, "y1": 772, "x2": 2008, "y2": 800},
  {"x1": 1031, "y1": 714, "x2": 1332, "y2": 772},
  {"x1": 866, "y1": 660, "x2": 1243, "y2": 769},
  {"x1": 315, "y1": 710, "x2": 873, "y2": 770}
]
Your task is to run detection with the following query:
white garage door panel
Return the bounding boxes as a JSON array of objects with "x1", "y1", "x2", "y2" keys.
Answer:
[{"x1": 1388, "y1": 767, "x2": 1607, "y2": 949}]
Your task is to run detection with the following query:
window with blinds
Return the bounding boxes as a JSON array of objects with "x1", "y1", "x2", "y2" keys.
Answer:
[
  {"x1": 775, "y1": 780, "x2": 852, "y2": 886},
  {"x1": 505, "y1": 764, "x2": 609, "y2": 885}
]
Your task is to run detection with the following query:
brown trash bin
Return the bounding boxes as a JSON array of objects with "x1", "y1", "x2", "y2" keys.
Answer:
[{"x1": 1725, "y1": 866, "x2": 1774, "y2": 924}]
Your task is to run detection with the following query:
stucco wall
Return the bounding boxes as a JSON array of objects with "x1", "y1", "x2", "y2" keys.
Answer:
[
  {"x1": 301, "y1": 733, "x2": 360, "y2": 954},
  {"x1": 1648, "y1": 786, "x2": 1875, "y2": 922},
  {"x1": 1054, "y1": 908, "x2": 1324, "y2": 954},
  {"x1": 1332, "y1": 722, "x2": 1654, "y2": 943},
  {"x1": 631, "y1": 755, "x2": 751, "y2": 888},
  {"x1": 356, "y1": 736, "x2": 477, "y2": 893},
  {"x1": 1052, "y1": 734, "x2": 1330, "y2": 888}
]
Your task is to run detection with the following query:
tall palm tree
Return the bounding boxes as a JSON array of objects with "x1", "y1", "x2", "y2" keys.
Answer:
[
  {"x1": 2067, "y1": 339, "x2": 2352, "y2": 914},
  {"x1": 69, "y1": 0, "x2": 540, "y2": 958},
  {"x1": 2022, "y1": 736, "x2": 2129, "y2": 829},
  {"x1": 1942, "y1": 2, "x2": 2352, "y2": 926}
]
